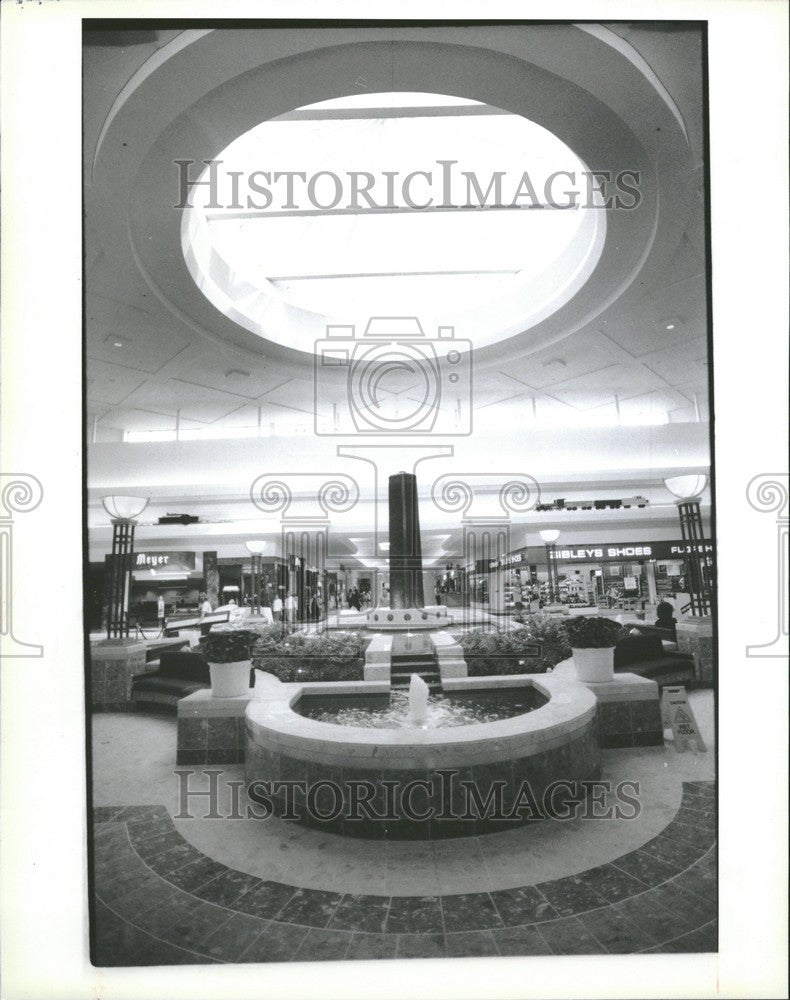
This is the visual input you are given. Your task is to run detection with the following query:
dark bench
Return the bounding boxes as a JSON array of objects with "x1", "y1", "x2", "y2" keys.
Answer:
[
  {"x1": 614, "y1": 634, "x2": 695, "y2": 689},
  {"x1": 131, "y1": 650, "x2": 211, "y2": 709}
]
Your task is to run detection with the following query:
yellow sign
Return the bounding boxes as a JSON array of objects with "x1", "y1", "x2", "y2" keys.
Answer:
[{"x1": 661, "y1": 686, "x2": 706, "y2": 753}]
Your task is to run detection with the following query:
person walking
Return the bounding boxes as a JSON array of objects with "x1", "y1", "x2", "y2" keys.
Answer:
[
  {"x1": 272, "y1": 594, "x2": 283, "y2": 622},
  {"x1": 157, "y1": 595, "x2": 165, "y2": 631},
  {"x1": 284, "y1": 593, "x2": 295, "y2": 623}
]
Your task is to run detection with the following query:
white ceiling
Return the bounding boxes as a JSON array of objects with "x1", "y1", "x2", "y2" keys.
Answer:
[
  {"x1": 84, "y1": 23, "x2": 710, "y2": 446},
  {"x1": 83, "y1": 23, "x2": 712, "y2": 563}
]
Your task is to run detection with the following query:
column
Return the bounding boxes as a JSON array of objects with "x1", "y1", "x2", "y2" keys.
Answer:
[{"x1": 388, "y1": 471, "x2": 424, "y2": 609}]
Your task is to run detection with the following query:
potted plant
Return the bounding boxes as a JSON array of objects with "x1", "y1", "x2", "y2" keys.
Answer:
[
  {"x1": 562, "y1": 616, "x2": 623, "y2": 683},
  {"x1": 199, "y1": 629, "x2": 257, "y2": 697}
]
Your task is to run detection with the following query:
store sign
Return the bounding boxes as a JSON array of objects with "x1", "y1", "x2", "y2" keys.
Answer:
[
  {"x1": 551, "y1": 545, "x2": 654, "y2": 560},
  {"x1": 133, "y1": 551, "x2": 195, "y2": 572},
  {"x1": 488, "y1": 552, "x2": 525, "y2": 570},
  {"x1": 548, "y1": 541, "x2": 714, "y2": 562},
  {"x1": 472, "y1": 538, "x2": 715, "y2": 572}
]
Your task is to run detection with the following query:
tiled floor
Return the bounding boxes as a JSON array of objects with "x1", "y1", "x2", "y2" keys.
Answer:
[
  {"x1": 91, "y1": 690, "x2": 714, "y2": 895},
  {"x1": 92, "y1": 781, "x2": 716, "y2": 964},
  {"x1": 90, "y1": 688, "x2": 716, "y2": 964}
]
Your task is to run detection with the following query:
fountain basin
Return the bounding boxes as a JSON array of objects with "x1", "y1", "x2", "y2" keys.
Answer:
[{"x1": 245, "y1": 672, "x2": 600, "y2": 839}]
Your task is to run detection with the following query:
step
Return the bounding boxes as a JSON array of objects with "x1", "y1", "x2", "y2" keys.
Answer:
[{"x1": 391, "y1": 681, "x2": 443, "y2": 694}]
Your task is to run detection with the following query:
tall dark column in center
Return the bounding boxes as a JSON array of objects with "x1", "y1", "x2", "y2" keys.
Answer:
[{"x1": 388, "y1": 471, "x2": 425, "y2": 609}]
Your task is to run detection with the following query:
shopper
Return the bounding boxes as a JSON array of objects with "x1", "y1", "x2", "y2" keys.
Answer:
[
  {"x1": 655, "y1": 601, "x2": 678, "y2": 640},
  {"x1": 284, "y1": 593, "x2": 295, "y2": 623},
  {"x1": 199, "y1": 594, "x2": 212, "y2": 620},
  {"x1": 272, "y1": 594, "x2": 283, "y2": 621},
  {"x1": 157, "y1": 595, "x2": 165, "y2": 630}
]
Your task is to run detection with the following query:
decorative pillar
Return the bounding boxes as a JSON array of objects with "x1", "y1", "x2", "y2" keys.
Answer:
[
  {"x1": 664, "y1": 476, "x2": 711, "y2": 616},
  {"x1": 0, "y1": 474, "x2": 44, "y2": 657},
  {"x1": 92, "y1": 495, "x2": 149, "y2": 710},
  {"x1": 664, "y1": 476, "x2": 713, "y2": 686},
  {"x1": 100, "y1": 495, "x2": 149, "y2": 640}
]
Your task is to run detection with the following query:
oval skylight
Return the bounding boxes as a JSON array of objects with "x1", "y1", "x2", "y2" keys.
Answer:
[{"x1": 182, "y1": 92, "x2": 606, "y2": 355}]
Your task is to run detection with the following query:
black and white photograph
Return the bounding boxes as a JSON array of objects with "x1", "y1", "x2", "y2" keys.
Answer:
[{"x1": 0, "y1": 5, "x2": 787, "y2": 1000}]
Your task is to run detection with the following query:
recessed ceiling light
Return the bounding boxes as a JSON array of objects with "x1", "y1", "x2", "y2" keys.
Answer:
[
  {"x1": 113, "y1": 341, "x2": 124, "y2": 348},
  {"x1": 665, "y1": 324, "x2": 675, "y2": 331}
]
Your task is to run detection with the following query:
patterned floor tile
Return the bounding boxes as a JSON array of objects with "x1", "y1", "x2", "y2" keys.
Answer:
[
  {"x1": 199, "y1": 911, "x2": 270, "y2": 962},
  {"x1": 489, "y1": 885, "x2": 558, "y2": 926},
  {"x1": 578, "y1": 906, "x2": 655, "y2": 954},
  {"x1": 328, "y1": 893, "x2": 391, "y2": 933},
  {"x1": 397, "y1": 932, "x2": 447, "y2": 959},
  {"x1": 345, "y1": 932, "x2": 399, "y2": 960},
  {"x1": 293, "y1": 928, "x2": 353, "y2": 962},
  {"x1": 536, "y1": 916, "x2": 607, "y2": 955},
  {"x1": 440, "y1": 892, "x2": 503, "y2": 932},
  {"x1": 491, "y1": 924, "x2": 550, "y2": 956},
  {"x1": 274, "y1": 887, "x2": 343, "y2": 928},
  {"x1": 90, "y1": 781, "x2": 717, "y2": 964},
  {"x1": 385, "y1": 895, "x2": 444, "y2": 934}
]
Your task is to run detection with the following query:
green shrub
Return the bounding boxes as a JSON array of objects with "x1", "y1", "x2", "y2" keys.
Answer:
[
  {"x1": 460, "y1": 616, "x2": 575, "y2": 676},
  {"x1": 515, "y1": 614, "x2": 573, "y2": 670},
  {"x1": 460, "y1": 622, "x2": 548, "y2": 676},
  {"x1": 199, "y1": 628, "x2": 258, "y2": 663},
  {"x1": 562, "y1": 615, "x2": 623, "y2": 648},
  {"x1": 251, "y1": 627, "x2": 365, "y2": 682}
]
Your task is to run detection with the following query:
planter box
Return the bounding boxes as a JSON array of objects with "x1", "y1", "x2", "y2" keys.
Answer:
[
  {"x1": 208, "y1": 659, "x2": 252, "y2": 698},
  {"x1": 572, "y1": 646, "x2": 615, "y2": 683},
  {"x1": 254, "y1": 656, "x2": 365, "y2": 682}
]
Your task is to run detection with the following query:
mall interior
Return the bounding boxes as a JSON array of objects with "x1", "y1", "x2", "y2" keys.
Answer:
[{"x1": 85, "y1": 23, "x2": 717, "y2": 966}]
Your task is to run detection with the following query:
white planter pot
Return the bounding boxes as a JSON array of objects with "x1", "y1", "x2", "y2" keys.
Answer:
[
  {"x1": 208, "y1": 660, "x2": 252, "y2": 698},
  {"x1": 572, "y1": 646, "x2": 615, "y2": 683}
]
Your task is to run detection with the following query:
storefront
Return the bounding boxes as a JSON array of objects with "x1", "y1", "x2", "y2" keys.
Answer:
[{"x1": 470, "y1": 538, "x2": 716, "y2": 614}]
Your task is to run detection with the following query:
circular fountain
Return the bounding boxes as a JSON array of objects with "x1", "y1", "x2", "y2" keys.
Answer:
[
  {"x1": 245, "y1": 670, "x2": 599, "y2": 839},
  {"x1": 245, "y1": 470, "x2": 601, "y2": 838}
]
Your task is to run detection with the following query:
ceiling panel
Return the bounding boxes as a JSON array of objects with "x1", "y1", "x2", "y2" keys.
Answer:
[
  {"x1": 86, "y1": 291, "x2": 192, "y2": 373},
  {"x1": 86, "y1": 359, "x2": 148, "y2": 405},
  {"x1": 122, "y1": 379, "x2": 246, "y2": 423},
  {"x1": 639, "y1": 335, "x2": 709, "y2": 386},
  {"x1": 496, "y1": 329, "x2": 634, "y2": 389}
]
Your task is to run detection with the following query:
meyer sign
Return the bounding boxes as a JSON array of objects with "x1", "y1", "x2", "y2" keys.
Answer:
[{"x1": 133, "y1": 551, "x2": 196, "y2": 572}]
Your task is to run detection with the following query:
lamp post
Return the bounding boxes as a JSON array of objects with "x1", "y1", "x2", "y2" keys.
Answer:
[
  {"x1": 539, "y1": 529, "x2": 560, "y2": 603},
  {"x1": 245, "y1": 540, "x2": 269, "y2": 616},
  {"x1": 101, "y1": 495, "x2": 149, "y2": 641},
  {"x1": 664, "y1": 475, "x2": 711, "y2": 617}
]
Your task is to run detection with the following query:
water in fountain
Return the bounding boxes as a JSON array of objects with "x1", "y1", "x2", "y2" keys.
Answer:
[
  {"x1": 297, "y1": 687, "x2": 548, "y2": 730},
  {"x1": 408, "y1": 673, "x2": 430, "y2": 725}
]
